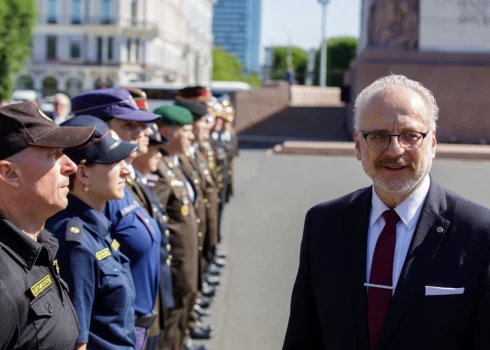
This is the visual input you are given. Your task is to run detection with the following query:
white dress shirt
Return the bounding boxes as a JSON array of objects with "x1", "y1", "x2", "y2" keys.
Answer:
[
  {"x1": 173, "y1": 155, "x2": 196, "y2": 203},
  {"x1": 366, "y1": 175, "x2": 431, "y2": 291}
]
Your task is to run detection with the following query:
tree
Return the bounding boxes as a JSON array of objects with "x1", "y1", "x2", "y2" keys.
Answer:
[
  {"x1": 270, "y1": 46, "x2": 309, "y2": 85},
  {"x1": 314, "y1": 36, "x2": 358, "y2": 87},
  {"x1": 0, "y1": 0, "x2": 37, "y2": 101},
  {"x1": 212, "y1": 48, "x2": 262, "y2": 88}
]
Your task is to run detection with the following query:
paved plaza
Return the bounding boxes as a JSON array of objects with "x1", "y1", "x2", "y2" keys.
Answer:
[{"x1": 203, "y1": 149, "x2": 490, "y2": 350}]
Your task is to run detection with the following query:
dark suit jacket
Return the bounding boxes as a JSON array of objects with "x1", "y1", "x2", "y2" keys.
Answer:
[{"x1": 283, "y1": 180, "x2": 490, "y2": 350}]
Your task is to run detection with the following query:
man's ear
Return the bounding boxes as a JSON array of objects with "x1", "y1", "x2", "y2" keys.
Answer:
[
  {"x1": 0, "y1": 160, "x2": 21, "y2": 189},
  {"x1": 354, "y1": 131, "x2": 362, "y2": 161}
]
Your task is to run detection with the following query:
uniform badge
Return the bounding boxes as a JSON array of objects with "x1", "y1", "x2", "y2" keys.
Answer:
[
  {"x1": 70, "y1": 226, "x2": 80, "y2": 234},
  {"x1": 53, "y1": 259, "x2": 60, "y2": 275},
  {"x1": 167, "y1": 162, "x2": 174, "y2": 169},
  {"x1": 95, "y1": 248, "x2": 112, "y2": 261},
  {"x1": 111, "y1": 239, "x2": 120, "y2": 251},
  {"x1": 30, "y1": 274, "x2": 52, "y2": 297},
  {"x1": 167, "y1": 170, "x2": 176, "y2": 177},
  {"x1": 111, "y1": 130, "x2": 120, "y2": 141},
  {"x1": 181, "y1": 204, "x2": 190, "y2": 217}
]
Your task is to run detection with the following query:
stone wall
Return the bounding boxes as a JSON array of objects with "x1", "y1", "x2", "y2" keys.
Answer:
[{"x1": 347, "y1": 49, "x2": 490, "y2": 144}]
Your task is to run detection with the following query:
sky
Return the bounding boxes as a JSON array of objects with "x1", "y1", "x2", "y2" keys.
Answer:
[{"x1": 260, "y1": 0, "x2": 361, "y2": 63}]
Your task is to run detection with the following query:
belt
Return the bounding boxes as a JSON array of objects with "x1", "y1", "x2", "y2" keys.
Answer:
[{"x1": 135, "y1": 311, "x2": 157, "y2": 328}]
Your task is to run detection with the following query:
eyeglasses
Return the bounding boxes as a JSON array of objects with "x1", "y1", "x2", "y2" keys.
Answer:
[{"x1": 361, "y1": 130, "x2": 429, "y2": 151}]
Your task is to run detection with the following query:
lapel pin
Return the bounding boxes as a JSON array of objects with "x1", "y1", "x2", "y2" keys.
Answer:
[{"x1": 436, "y1": 227, "x2": 444, "y2": 233}]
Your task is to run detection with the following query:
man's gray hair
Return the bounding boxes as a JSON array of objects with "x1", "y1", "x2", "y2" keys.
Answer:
[{"x1": 353, "y1": 74, "x2": 439, "y2": 131}]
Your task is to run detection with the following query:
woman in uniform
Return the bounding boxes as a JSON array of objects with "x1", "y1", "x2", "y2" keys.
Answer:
[{"x1": 46, "y1": 115, "x2": 139, "y2": 350}]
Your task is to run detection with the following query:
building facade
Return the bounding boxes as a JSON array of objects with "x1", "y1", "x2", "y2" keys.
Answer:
[
  {"x1": 17, "y1": 0, "x2": 214, "y2": 97},
  {"x1": 213, "y1": 0, "x2": 261, "y2": 73}
]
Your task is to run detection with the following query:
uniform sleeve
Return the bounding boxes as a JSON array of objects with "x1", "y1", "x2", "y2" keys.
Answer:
[
  {"x1": 57, "y1": 243, "x2": 96, "y2": 344},
  {"x1": 282, "y1": 210, "x2": 323, "y2": 349},
  {"x1": 153, "y1": 175, "x2": 172, "y2": 208},
  {"x1": 0, "y1": 282, "x2": 19, "y2": 349}
]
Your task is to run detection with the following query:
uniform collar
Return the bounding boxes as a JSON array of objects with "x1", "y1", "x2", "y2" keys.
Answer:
[
  {"x1": 65, "y1": 194, "x2": 111, "y2": 239},
  {"x1": 369, "y1": 175, "x2": 431, "y2": 230},
  {"x1": 0, "y1": 216, "x2": 58, "y2": 270}
]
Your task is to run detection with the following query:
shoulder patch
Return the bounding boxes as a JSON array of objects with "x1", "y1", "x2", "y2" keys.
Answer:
[{"x1": 65, "y1": 218, "x2": 83, "y2": 243}]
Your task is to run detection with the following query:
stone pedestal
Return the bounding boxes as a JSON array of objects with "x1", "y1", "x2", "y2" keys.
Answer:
[
  {"x1": 348, "y1": 49, "x2": 490, "y2": 143},
  {"x1": 349, "y1": 0, "x2": 490, "y2": 144}
]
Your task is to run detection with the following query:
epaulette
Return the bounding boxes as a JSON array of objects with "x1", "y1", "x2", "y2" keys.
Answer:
[{"x1": 65, "y1": 218, "x2": 83, "y2": 243}]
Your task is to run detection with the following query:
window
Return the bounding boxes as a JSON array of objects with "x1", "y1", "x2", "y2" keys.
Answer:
[
  {"x1": 108, "y1": 37, "x2": 114, "y2": 61},
  {"x1": 97, "y1": 37, "x2": 103, "y2": 63},
  {"x1": 46, "y1": 36, "x2": 57, "y2": 59},
  {"x1": 70, "y1": 37, "x2": 81, "y2": 58},
  {"x1": 135, "y1": 39, "x2": 140, "y2": 62},
  {"x1": 126, "y1": 38, "x2": 131, "y2": 62},
  {"x1": 72, "y1": 0, "x2": 82, "y2": 24},
  {"x1": 48, "y1": 0, "x2": 57, "y2": 23},
  {"x1": 101, "y1": 0, "x2": 112, "y2": 24},
  {"x1": 131, "y1": 0, "x2": 137, "y2": 25}
]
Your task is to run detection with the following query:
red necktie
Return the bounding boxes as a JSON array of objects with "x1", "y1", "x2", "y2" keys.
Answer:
[{"x1": 368, "y1": 209, "x2": 400, "y2": 350}]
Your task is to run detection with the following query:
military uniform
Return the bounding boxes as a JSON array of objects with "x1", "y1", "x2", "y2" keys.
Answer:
[
  {"x1": 193, "y1": 147, "x2": 220, "y2": 268},
  {"x1": 210, "y1": 132, "x2": 228, "y2": 242},
  {"x1": 153, "y1": 154, "x2": 199, "y2": 350},
  {"x1": 0, "y1": 217, "x2": 80, "y2": 349},
  {"x1": 46, "y1": 195, "x2": 136, "y2": 349}
]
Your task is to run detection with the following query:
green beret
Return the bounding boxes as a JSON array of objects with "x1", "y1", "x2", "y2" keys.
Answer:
[{"x1": 154, "y1": 105, "x2": 193, "y2": 126}]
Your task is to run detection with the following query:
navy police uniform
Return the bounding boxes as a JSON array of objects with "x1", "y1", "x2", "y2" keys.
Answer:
[
  {"x1": 105, "y1": 187, "x2": 161, "y2": 327},
  {"x1": 46, "y1": 195, "x2": 136, "y2": 349}
]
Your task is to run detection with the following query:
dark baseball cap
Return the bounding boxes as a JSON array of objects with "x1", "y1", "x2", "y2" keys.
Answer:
[
  {"x1": 174, "y1": 100, "x2": 208, "y2": 120},
  {"x1": 0, "y1": 102, "x2": 95, "y2": 160},
  {"x1": 61, "y1": 115, "x2": 138, "y2": 164},
  {"x1": 71, "y1": 88, "x2": 159, "y2": 122}
]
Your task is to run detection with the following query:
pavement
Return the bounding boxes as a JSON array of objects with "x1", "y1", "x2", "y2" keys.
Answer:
[
  {"x1": 198, "y1": 149, "x2": 490, "y2": 350},
  {"x1": 272, "y1": 141, "x2": 490, "y2": 160}
]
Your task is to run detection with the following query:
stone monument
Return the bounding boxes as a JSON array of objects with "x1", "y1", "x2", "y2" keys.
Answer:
[{"x1": 348, "y1": 0, "x2": 490, "y2": 143}]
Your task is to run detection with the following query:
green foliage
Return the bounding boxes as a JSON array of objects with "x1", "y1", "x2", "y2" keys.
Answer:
[
  {"x1": 314, "y1": 36, "x2": 358, "y2": 87},
  {"x1": 270, "y1": 46, "x2": 308, "y2": 84},
  {"x1": 212, "y1": 47, "x2": 262, "y2": 88},
  {"x1": 0, "y1": 0, "x2": 37, "y2": 101}
]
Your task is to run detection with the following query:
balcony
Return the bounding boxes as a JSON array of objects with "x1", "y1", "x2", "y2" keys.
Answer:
[{"x1": 36, "y1": 17, "x2": 159, "y2": 38}]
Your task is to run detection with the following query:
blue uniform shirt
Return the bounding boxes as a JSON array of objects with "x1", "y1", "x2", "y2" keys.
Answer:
[
  {"x1": 46, "y1": 194, "x2": 136, "y2": 349},
  {"x1": 105, "y1": 187, "x2": 161, "y2": 316}
]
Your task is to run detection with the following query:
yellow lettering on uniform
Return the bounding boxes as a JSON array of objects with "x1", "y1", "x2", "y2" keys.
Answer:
[
  {"x1": 95, "y1": 248, "x2": 111, "y2": 261},
  {"x1": 30, "y1": 275, "x2": 52, "y2": 297},
  {"x1": 111, "y1": 239, "x2": 120, "y2": 251}
]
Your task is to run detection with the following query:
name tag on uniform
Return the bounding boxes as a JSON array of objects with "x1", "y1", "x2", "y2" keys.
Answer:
[
  {"x1": 95, "y1": 248, "x2": 112, "y2": 261},
  {"x1": 119, "y1": 201, "x2": 140, "y2": 218},
  {"x1": 30, "y1": 274, "x2": 52, "y2": 297},
  {"x1": 111, "y1": 239, "x2": 120, "y2": 251}
]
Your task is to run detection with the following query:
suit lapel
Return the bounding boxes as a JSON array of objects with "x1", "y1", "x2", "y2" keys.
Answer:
[
  {"x1": 345, "y1": 187, "x2": 372, "y2": 350},
  {"x1": 377, "y1": 180, "x2": 450, "y2": 350}
]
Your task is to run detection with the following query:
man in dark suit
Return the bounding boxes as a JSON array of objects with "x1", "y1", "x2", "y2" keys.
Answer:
[{"x1": 283, "y1": 74, "x2": 490, "y2": 350}]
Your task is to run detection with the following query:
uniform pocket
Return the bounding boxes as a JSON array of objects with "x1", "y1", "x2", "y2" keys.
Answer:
[
  {"x1": 99, "y1": 259, "x2": 134, "y2": 311},
  {"x1": 30, "y1": 287, "x2": 57, "y2": 349}
]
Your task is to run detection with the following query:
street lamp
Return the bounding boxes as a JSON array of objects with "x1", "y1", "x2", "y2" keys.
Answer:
[{"x1": 318, "y1": 0, "x2": 331, "y2": 87}]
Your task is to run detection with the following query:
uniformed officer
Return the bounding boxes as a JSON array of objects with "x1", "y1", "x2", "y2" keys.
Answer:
[
  {"x1": 46, "y1": 115, "x2": 139, "y2": 350},
  {"x1": 221, "y1": 105, "x2": 236, "y2": 202},
  {"x1": 151, "y1": 105, "x2": 207, "y2": 350},
  {"x1": 174, "y1": 100, "x2": 219, "y2": 341},
  {"x1": 71, "y1": 88, "x2": 162, "y2": 350},
  {"x1": 0, "y1": 102, "x2": 95, "y2": 349},
  {"x1": 127, "y1": 89, "x2": 176, "y2": 350}
]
